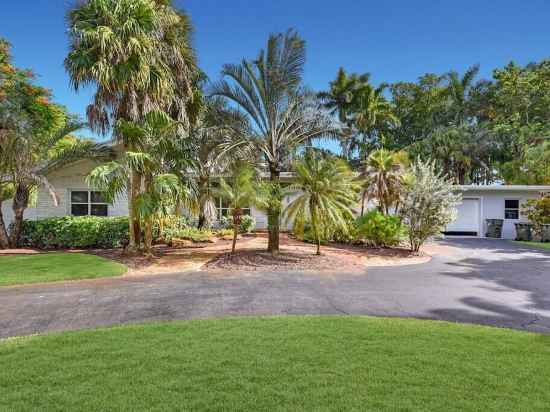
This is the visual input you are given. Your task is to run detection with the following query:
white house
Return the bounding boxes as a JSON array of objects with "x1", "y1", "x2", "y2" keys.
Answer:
[
  {"x1": 2, "y1": 159, "x2": 549, "y2": 240},
  {"x1": 445, "y1": 185, "x2": 550, "y2": 239}
]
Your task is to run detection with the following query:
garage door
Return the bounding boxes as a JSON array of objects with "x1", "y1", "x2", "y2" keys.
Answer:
[{"x1": 445, "y1": 198, "x2": 480, "y2": 235}]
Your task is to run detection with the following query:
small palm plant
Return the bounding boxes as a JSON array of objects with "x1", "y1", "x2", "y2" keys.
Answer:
[
  {"x1": 215, "y1": 164, "x2": 257, "y2": 254},
  {"x1": 284, "y1": 155, "x2": 359, "y2": 255}
]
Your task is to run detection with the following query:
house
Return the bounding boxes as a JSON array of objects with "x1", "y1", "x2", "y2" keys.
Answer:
[
  {"x1": 445, "y1": 185, "x2": 550, "y2": 239},
  {"x1": 2, "y1": 159, "x2": 549, "y2": 240}
]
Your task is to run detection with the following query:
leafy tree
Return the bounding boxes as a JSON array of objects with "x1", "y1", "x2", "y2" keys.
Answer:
[
  {"x1": 65, "y1": 0, "x2": 197, "y2": 253},
  {"x1": 399, "y1": 159, "x2": 462, "y2": 252},
  {"x1": 215, "y1": 164, "x2": 257, "y2": 254},
  {"x1": 210, "y1": 30, "x2": 337, "y2": 254},
  {"x1": 444, "y1": 65, "x2": 480, "y2": 124},
  {"x1": 284, "y1": 155, "x2": 358, "y2": 255}
]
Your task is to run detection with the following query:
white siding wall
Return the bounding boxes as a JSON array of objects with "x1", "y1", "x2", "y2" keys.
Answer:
[
  {"x1": 463, "y1": 190, "x2": 541, "y2": 239},
  {"x1": 31, "y1": 159, "x2": 128, "y2": 221}
]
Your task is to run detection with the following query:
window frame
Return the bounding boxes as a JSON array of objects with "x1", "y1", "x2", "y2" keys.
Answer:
[
  {"x1": 215, "y1": 196, "x2": 251, "y2": 220},
  {"x1": 69, "y1": 190, "x2": 109, "y2": 217},
  {"x1": 504, "y1": 198, "x2": 520, "y2": 220}
]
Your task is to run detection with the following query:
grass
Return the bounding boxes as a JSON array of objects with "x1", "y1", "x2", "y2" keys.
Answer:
[
  {"x1": 513, "y1": 240, "x2": 550, "y2": 250},
  {"x1": 0, "y1": 252, "x2": 127, "y2": 286},
  {"x1": 1, "y1": 317, "x2": 549, "y2": 411}
]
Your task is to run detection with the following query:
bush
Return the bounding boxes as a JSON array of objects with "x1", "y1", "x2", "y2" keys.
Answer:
[
  {"x1": 216, "y1": 228, "x2": 234, "y2": 238},
  {"x1": 219, "y1": 214, "x2": 256, "y2": 233},
  {"x1": 19, "y1": 216, "x2": 129, "y2": 249},
  {"x1": 521, "y1": 195, "x2": 550, "y2": 239},
  {"x1": 169, "y1": 227, "x2": 214, "y2": 243},
  {"x1": 158, "y1": 216, "x2": 191, "y2": 243},
  {"x1": 399, "y1": 159, "x2": 462, "y2": 252},
  {"x1": 355, "y1": 210, "x2": 404, "y2": 247}
]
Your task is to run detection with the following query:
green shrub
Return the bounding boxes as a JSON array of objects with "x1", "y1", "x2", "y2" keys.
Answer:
[
  {"x1": 355, "y1": 210, "x2": 404, "y2": 247},
  {"x1": 170, "y1": 227, "x2": 214, "y2": 243},
  {"x1": 19, "y1": 216, "x2": 129, "y2": 249},
  {"x1": 216, "y1": 228, "x2": 234, "y2": 238},
  {"x1": 219, "y1": 214, "x2": 256, "y2": 233},
  {"x1": 158, "y1": 216, "x2": 191, "y2": 243}
]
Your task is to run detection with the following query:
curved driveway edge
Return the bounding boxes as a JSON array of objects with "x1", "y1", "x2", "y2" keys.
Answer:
[{"x1": 1, "y1": 239, "x2": 550, "y2": 338}]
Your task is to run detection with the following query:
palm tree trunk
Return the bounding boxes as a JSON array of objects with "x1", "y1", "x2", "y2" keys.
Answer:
[
  {"x1": 311, "y1": 206, "x2": 321, "y2": 255},
  {"x1": 143, "y1": 173, "x2": 153, "y2": 256},
  {"x1": 0, "y1": 201, "x2": 10, "y2": 249},
  {"x1": 231, "y1": 223, "x2": 238, "y2": 254},
  {"x1": 267, "y1": 165, "x2": 280, "y2": 255},
  {"x1": 360, "y1": 191, "x2": 367, "y2": 216},
  {"x1": 197, "y1": 177, "x2": 208, "y2": 229},
  {"x1": 8, "y1": 184, "x2": 29, "y2": 248},
  {"x1": 127, "y1": 168, "x2": 141, "y2": 253}
]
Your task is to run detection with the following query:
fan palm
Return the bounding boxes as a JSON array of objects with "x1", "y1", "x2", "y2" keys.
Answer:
[
  {"x1": 360, "y1": 149, "x2": 407, "y2": 215},
  {"x1": 215, "y1": 164, "x2": 257, "y2": 254},
  {"x1": 65, "y1": 0, "x2": 197, "y2": 252},
  {"x1": 210, "y1": 30, "x2": 337, "y2": 254},
  {"x1": 284, "y1": 156, "x2": 358, "y2": 255}
]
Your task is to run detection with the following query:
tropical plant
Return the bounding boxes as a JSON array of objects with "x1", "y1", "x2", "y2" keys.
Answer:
[
  {"x1": 399, "y1": 159, "x2": 462, "y2": 252},
  {"x1": 65, "y1": 0, "x2": 197, "y2": 252},
  {"x1": 284, "y1": 155, "x2": 358, "y2": 255},
  {"x1": 444, "y1": 65, "x2": 480, "y2": 125},
  {"x1": 360, "y1": 149, "x2": 407, "y2": 215},
  {"x1": 214, "y1": 164, "x2": 257, "y2": 253},
  {"x1": 87, "y1": 111, "x2": 188, "y2": 254},
  {"x1": 355, "y1": 210, "x2": 404, "y2": 248},
  {"x1": 210, "y1": 29, "x2": 337, "y2": 254},
  {"x1": 521, "y1": 195, "x2": 550, "y2": 238}
]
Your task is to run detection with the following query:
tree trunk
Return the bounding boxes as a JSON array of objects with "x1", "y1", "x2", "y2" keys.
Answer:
[
  {"x1": 360, "y1": 191, "x2": 367, "y2": 217},
  {"x1": 143, "y1": 174, "x2": 153, "y2": 256},
  {"x1": 0, "y1": 200, "x2": 10, "y2": 249},
  {"x1": 267, "y1": 165, "x2": 281, "y2": 255},
  {"x1": 197, "y1": 177, "x2": 208, "y2": 229},
  {"x1": 127, "y1": 168, "x2": 141, "y2": 253},
  {"x1": 231, "y1": 224, "x2": 238, "y2": 254},
  {"x1": 8, "y1": 184, "x2": 29, "y2": 248},
  {"x1": 311, "y1": 206, "x2": 321, "y2": 255}
]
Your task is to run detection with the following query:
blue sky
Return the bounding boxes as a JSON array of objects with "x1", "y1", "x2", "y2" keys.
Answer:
[{"x1": 3, "y1": 0, "x2": 550, "y2": 141}]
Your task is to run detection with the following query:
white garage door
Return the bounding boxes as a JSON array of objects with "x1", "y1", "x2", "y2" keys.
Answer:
[{"x1": 445, "y1": 198, "x2": 480, "y2": 235}]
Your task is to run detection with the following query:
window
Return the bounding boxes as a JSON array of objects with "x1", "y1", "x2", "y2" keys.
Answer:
[
  {"x1": 215, "y1": 197, "x2": 250, "y2": 220},
  {"x1": 71, "y1": 190, "x2": 108, "y2": 217},
  {"x1": 504, "y1": 199, "x2": 520, "y2": 220}
]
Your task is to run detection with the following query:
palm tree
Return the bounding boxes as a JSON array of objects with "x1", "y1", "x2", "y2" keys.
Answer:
[
  {"x1": 445, "y1": 65, "x2": 480, "y2": 124},
  {"x1": 88, "y1": 110, "x2": 188, "y2": 255},
  {"x1": 210, "y1": 30, "x2": 337, "y2": 254},
  {"x1": 353, "y1": 84, "x2": 400, "y2": 156},
  {"x1": 360, "y1": 149, "x2": 407, "y2": 215},
  {"x1": 284, "y1": 155, "x2": 358, "y2": 255},
  {"x1": 65, "y1": 0, "x2": 197, "y2": 252},
  {"x1": 318, "y1": 68, "x2": 370, "y2": 158},
  {"x1": 215, "y1": 164, "x2": 257, "y2": 254}
]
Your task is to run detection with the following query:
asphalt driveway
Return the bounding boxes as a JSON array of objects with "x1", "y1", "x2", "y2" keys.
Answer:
[{"x1": 1, "y1": 239, "x2": 550, "y2": 338}]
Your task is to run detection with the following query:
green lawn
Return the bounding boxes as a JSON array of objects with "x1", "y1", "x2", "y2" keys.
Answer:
[
  {"x1": 1, "y1": 317, "x2": 549, "y2": 411},
  {"x1": 513, "y1": 241, "x2": 550, "y2": 250},
  {"x1": 0, "y1": 253, "x2": 127, "y2": 286}
]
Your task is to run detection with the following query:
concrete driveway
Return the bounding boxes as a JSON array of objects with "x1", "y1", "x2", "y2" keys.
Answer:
[{"x1": 1, "y1": 238, "x2": 550, "y2": 338}]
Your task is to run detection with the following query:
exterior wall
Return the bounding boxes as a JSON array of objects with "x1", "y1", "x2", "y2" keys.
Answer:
[{"x1": 463, "y1": 190, "x2": 541, "y2": 239}]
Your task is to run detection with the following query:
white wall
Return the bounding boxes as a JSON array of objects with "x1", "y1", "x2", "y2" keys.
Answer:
[{"x1": 463, "y1": 190, "x2": 541, "y2": 239}]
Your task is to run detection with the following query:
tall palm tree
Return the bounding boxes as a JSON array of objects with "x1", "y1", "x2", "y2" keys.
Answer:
[
  {"x1": 65, "y1": 0, "x2": 197, "y2": 252},
  {"x1": 210, "y1": 30, "x2": 337, "y2": 254},
  {"x1": 353, "y1": 84, "x2": 400, "y2": 157},
  {"x1": 215, "y1": 164, "x2": 257, "y2": 254},
  {"x1": 284, "y1": 155, "x2": 358, "y2": 255},
  {"x1": 318, "y1": 68, "x2": 370, "y2": 158},
  {"x1": 445, "y1": 65, "x2": 480, "y2": 124},
  {"x1": 360, "y1": 149, "x2": 407, "y2": 215}
]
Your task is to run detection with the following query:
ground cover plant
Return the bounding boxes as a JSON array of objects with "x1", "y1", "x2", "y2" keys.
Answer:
[
  {"x1": 0, "y1": 252, "x2": 127, "y2": 286},
  {"x1": 1, "y1": 317, "x2": 549, "y2": 411}
]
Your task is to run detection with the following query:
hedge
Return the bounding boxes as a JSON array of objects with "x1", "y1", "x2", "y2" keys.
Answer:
[{"x1": 19, "y1": 216, "x2": 129, "y2": 249}]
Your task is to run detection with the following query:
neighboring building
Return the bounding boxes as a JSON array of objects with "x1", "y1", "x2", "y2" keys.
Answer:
[{"x1": 2, "y1": 160, "x2": 549, "y2": 240}]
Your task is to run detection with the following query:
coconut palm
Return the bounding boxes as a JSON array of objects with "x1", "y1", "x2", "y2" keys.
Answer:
[
  {"x1": 353, "y1": 84, "x2": 400, "y2": 156},
  {"x1": 65, "y1": 0, "x2": 197, "y2": 252},
  {"x1": 210, "y1": 30, "x2": 337, "y2": 254},
  {"x1": 215, "y1": 164, "x2": 257, "y2": 254},
  {"x1": 360, "y1": 149, "x2": 407, "y2": 215},
  {"x1": 445, "y1": 65, "x2": 480, "y2": 124},
  {"x1": 284, "y1": 155, "x2": 358, "y2": 255}
]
